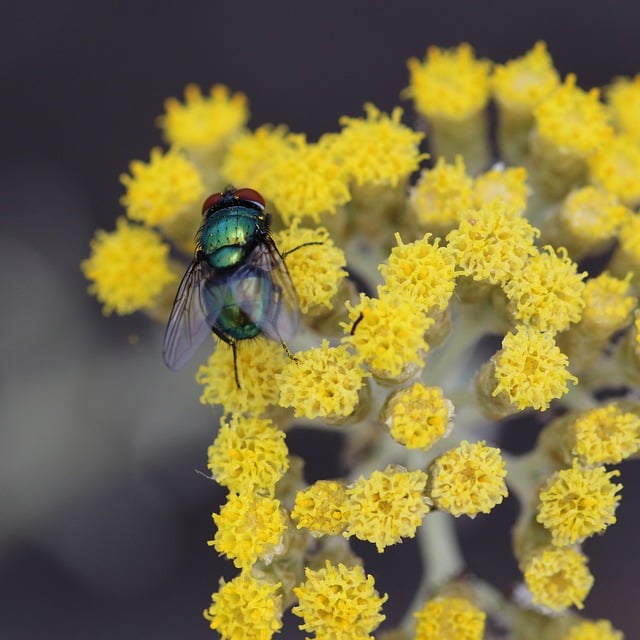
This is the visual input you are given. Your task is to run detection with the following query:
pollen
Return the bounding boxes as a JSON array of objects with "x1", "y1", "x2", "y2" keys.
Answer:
[
  {"x1": 274, "y1": 222, "x2": 347, "y2": 314},
  {"x1": 445, "y1": 200, "x2": 539, "y2": 286},
  {"x1": 606, "y1": 74, "x2": 640, "y2": 142},
  {"x1": 536, "y1": 461, "x2": 622, "y2": 547},
  {"x1": 196, "y1": 338, "x2": 288, "y2": 415},
  {"x1": 291, "y1": 480, "x2": 349, "y2": 537},
  {"x1": 491, "y1": 42, "x2": 560, "y2": 114},
  {"x1": 330, "y1": 103, "x2": 425, "y2": 187},
  {"x1": 533, "y1": 74, "x2": 613, "y2": 158},
  {"x1": 408, "y1": 156, "x2": 475, "y2": 234},
  {"x1": 277, "y1": 340, "x2": 368, "y2": 421},
  {"x1": 473, "y1": 165, "x2": 529, "y2": 213},
  {"x1": 343, "y1": 465, "x2": 431, "y2": 552},
  {"x1": 343, "y1": 292, "x2": 433, "y2": 382},
  {"x1": 521, "y1": 545, "x2": 594, "y2": 611},
  {"x1": 378, "y1": 233, "x2": 457, "y2": 315},
  {"x1": 207, "y1": 415, "x2": 289, "y2": 496},
  {"x1": 209, "y1": 493, "x2": 287, "y2": 570},
  {"x1": 292, "y1": 561, "x2": 388, "y2": 640},
  {"x1": 427, "y1": 441, "x2": 508, "y2": 517},
  {"x1": 159, "y1": 84, "x2": 248, "y2": 151},
  {"x1": 119, "y1": 147, "x2": 205, "y2": 227},
  {"x1": 406, "y1": 44, "x2": 491, "y2": 121},
  {"x1": 503, "y1": 246, "x2": 587, "y2": 334},
  {"x1": 588, "y1": 133, "x2": 640, "y2": 207},
  {"x1": 561, "y1": 620, "x2": 624, "y2": 640},
  {"x1": 570, "y1": 404, "x2": 640, "y2": 466},
  {"x1": 414, "y1": 596, "x2": 486, "y2": 640},
  {"x1": 487, "y1": 326, "x2": 577, "y2": 412},
  {"x1": 383, "y1": 383, "x2": 454, "y2": 450},
  {"x1": 81, "y1": 217, "x2": 177, "y2": 315},
  {"x1": 203, "y1": 572, "x2": 283, "y2": 640}
]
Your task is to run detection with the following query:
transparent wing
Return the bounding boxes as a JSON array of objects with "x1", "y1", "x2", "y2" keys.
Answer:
[
  {"x1": 162, "y1": 258, "x2": 223, "y2": 370},
  {"x1": 234, "y1": 239, "x2": 300, "y2": 341}
]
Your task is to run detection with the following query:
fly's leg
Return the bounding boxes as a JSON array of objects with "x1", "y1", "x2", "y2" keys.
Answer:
[
  {"x1": 282, "y1": 241, "x2": 323, "y2": 259},
  {"x1": 212, "y1": 328, "x2": 241, "y2": 388}
]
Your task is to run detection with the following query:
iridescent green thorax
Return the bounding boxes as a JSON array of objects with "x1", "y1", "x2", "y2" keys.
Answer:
[{"x1": 200, "y1": 205, "x2": 267, "y2": 269}]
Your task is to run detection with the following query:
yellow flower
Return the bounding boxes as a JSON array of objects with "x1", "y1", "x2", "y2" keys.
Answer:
[
  {"x1": 210, "y1": 493, "x2": 287, "y2": 570},
  {"x1": 274, "y1": 222, "x2": 347, "y2": 314},
  {"x1": 406, "y1": 44, "x2": 491, "y2": 121},
  {"x1": 383, "y1": 383, "x2": 454, "y2": 450},
  {"x1": 446, "y1": 201, "x2": 539, "y2": 286},
  {"x1": 414, "y1": 596, "x2": 486, "y2": 640},
  {"x1": 222, "y1": 125, "x2": 298, "y2": 188},
  {"x1": 159, "y1": 84, "x2": 248, "y2": 151},
  {"x1": 378, "y1": 233, "x2": 457, "y2": 315},
  {"x1": 119, "y1": 147, "x2": 205, "y2": 226},
  {"x1": 473, "y1": 165, "x2": 529, "y2": 213},
  {"x1": 484, "y1": 326, "x2": 577, "y2": 413},
  {"x1": 196, "y1": 338, "x2": 287, "y2": 415},
  {"x1": 291, "y1": 480, "x2": 349, "y2": 537},
  {"x1": 491, "y1": 41, "x2": 560, "y2": 114},
  {"x1": 329, "y1": 103, "x2": 425, "y2": 187},
  {"x1": 554, "y1": 187, "x2": 628, "y2": 260},
  {"x1": 561, "y1": 619, "x2": 624, "y2": 640},
  {"x1": 260, "y1": 136, "x2": 352, "y2": 225},
  {"x1": 536, "y1": 461, "x2": 622, "y2": 546},
  {"x1": 522, "y1": 545, "x2": 593, "y2": 611},
  {"x1": 292, "y1": 561, "x2": 387, "y2": 640},
  {"x1": 408, "y1": 156, "x2": 474, "y2": 234},
  {"x1": 277, "y1": 340, "x2": 368, "y2": 421},
  {"x1": 504, "y1": 246, "x2": 586, "y2": 334},
  {"x1": 343, "y1": 292, "x2": 433, "y2": 382},
  {"x1": 571, "y1": 405, "x2": 640, "y2": 466},
  {"x1": 533, "y1": 74, "x2": 613, "y2": 158},
  {"x1": 427, "y1": 441, "x2": 508, "y2": 517},
  {"x1": 343, "y1": 465, "x2": 431, "y2": 552},
  {"x1": 588, "y1": 133, "x2": 640, "y2": 207},
  {"x1": 81, "y1": 218, "x2": 177, "y2": 315},
  {"x1": 606, "y1": 74, "x2": 640, "y2": 142},
  {"x1": 203, "y1": 572, "x2": 283, "y2": 640},
  {"x1": 207, "y1": 415, "x2": 289, "y2": 495}
]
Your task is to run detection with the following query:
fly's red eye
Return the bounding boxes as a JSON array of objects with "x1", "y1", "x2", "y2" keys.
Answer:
[
  {"x1": 233, "y1": 187, "x2": 265, "y2": 208},
  {"x1": 201, "y1": 192, "x2": 224, "y2": 214}
]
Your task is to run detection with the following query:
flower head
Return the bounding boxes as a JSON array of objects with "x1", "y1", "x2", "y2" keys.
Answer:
[
  {"x1": 277, "y1": 340, "x2": 368, "y2": 421},
  {"x1": 343, "y1": 293, "x2": 433, "y2": 382},
  {"x1": 536, "y1": 461, "x2": 622, "y2": 546},
  {"x1": 203, "y1": 572, "x2": 283, "y2": 640},
  {"x1": 159, "y1": 84, "x2": 248, "y2": 151},
  {"x1": 207, "y1": 415, "x2": 289, "y2": 495},
  {"x1": 491, "y1": 41, "x2": 560, "y2": 115},
  {"x1": 561, "y1": 620, "x2": 624, "y2": 640},
  {"x1": 329, "y1": 103, "x2": 425, "y2": 187},
  {"x1": 522, "y1": 545, "x2": 594, "y2": 611},
  {"x1": 81, "y1": 218, "x2": 177, "y2": 315},
  {"x1": 292, "y1": 561, "x2": 387, "y2": 640},
  {"x1": 414, "y1": 595, "x2": 486, "y2": 640},
  {"x1": 196, "y1": 338, "x2": 288, "y2": 415},
  {"x1": 274, "y1": 222, "x2": 347, "y2": 314},
  {"x1": 606, "y1": 74, "x2": 640, "y2": 142},
  {"x1": 383, "y1": 383, "x2": 454, "y2": 450},
  {"x1": 378, "y1": 233, "x2": 457, "y2": 315},
  {"x1": 406, "y1": 44, "x2": 491, "y2": 121},
  {"x1": 210, "y1": 493, "x2": 287, "y2": 570},
  {"x1": 119, "y1": 147, "x2": 205, "y2": 226},
  {"x1": 427, "y1": 441, "x2": 508, "y2": 517},
  {"x1": 473, "y1": 165, "x2": 529, "y2": 212},
  {"x1": 291, "y1": 480, "x2": 348, "y2": 537}
]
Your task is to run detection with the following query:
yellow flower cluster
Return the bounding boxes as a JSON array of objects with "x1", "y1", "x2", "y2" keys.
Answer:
[{"x1": 82, "y1": 42, "x2": 640, "y2": 639}]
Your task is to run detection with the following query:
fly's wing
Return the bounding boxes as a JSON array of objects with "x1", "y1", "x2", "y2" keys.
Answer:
[
  {"x1": 234, "y1": 239, "x2": 300, "y2": 342},
  {"x1": 162, "y1": 259, "x2": 223, "y2": 370}
]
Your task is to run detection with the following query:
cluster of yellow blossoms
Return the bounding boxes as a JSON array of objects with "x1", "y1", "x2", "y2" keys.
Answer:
[{"x1": 82, "y1": 43, "x2": 640, "y2": 639}]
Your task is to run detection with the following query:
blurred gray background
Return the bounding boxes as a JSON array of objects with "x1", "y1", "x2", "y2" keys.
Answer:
[{"x1": 1, "y1": 1, "x2": 639, "y2": 638}]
